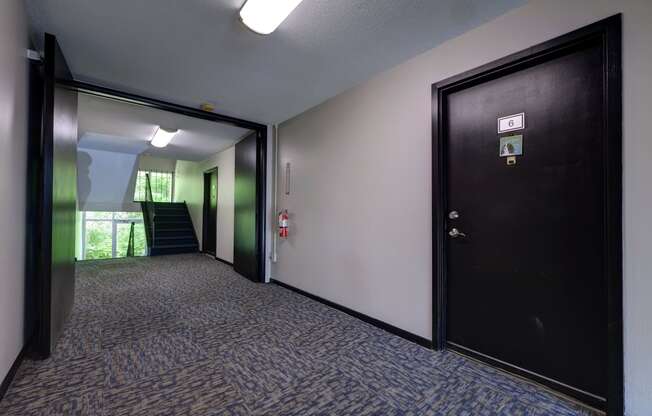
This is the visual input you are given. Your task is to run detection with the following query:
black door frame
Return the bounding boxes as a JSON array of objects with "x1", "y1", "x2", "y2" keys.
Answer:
[
  {"x1": 431, "y1": 15, "x2": 622, "y2": 415},
  {"x1": 48, "y1": 79, "x2": 268, "y2": 282},
  {"x1": 202, "y1": 167, "x2": 218, "y2": 257}
]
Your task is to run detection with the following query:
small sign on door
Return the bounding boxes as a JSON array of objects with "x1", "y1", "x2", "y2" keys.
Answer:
[
  {"x1": 499, "y1": 135, "x2": 523, "y2": 157},
  {"x1": 498, "y1": 113, "x2": 525, "y2": 133}
]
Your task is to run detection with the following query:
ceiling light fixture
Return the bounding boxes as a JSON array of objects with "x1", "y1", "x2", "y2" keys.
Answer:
[
  {"x1": 150, "y1": 127, "x2": 178, "y2": 148},
  {"x1": 239, "y1": 0, "x2": 304, "y2": 35}
]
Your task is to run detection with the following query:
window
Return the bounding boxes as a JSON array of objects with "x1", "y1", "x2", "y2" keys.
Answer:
[
  {"x1": 81, "y1": 211, "x2": 147, "y2": 260},
  {"x1": 134, "y1": 170, "x2": 174, "y2": 202}
]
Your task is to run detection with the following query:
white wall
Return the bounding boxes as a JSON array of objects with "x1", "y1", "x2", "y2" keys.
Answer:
[
  {"x1": 273, "y1": 0, "x2": 652, "y2": 414},
  {"x1": 77, "y1": 147, "x2": 140, "y2": 212},
  {"x1": 174, "y1": 146, "x2": 236, "y2": 263},
  {"x1": 0, "y1": 0, "x2": 28, "y2": 385},
  {"x1": 138, "y1": 154, "x2": 176, "y2": 172},
  {"x1": 174, "y1": 159, "x2": 203, "y2": 240}
]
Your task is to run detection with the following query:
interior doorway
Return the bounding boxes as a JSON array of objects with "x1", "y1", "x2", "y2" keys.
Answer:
[
  {"x1": 203, "y1": 168, "x2": 218, "y2": 256},
  {"x1": 28, "y1": 32, "x2": 269, "y2": 359},
  {"x1": 432, "y1": 16, "x2": 622, "y2": 414}
]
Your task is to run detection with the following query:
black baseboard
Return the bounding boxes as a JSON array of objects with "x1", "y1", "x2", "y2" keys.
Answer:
[
  {"x1": 271, "y1": 279, "x2": 432, "y2": 349},
  {"x1": 214, "y1": 256, "x2": 233, "y2": 266},
  {"x1": 0, "y1": 346, "x2": 27, "y2": 403}
]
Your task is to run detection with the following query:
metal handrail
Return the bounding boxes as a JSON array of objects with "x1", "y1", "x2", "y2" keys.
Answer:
[
  {"x1": 145, "y1": 173, "x2": 154, "y2": 202},
  {"x1": 126, "y1": 222, "x2": 135, "y2": 257}
]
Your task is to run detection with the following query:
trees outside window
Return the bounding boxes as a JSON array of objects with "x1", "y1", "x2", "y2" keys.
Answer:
[
  {"x1": 133, "y1": 170, "x2": 174, "y2": 202},
  {"x1": 82, "y1": 211, "x2": 147, "y2": 259}
]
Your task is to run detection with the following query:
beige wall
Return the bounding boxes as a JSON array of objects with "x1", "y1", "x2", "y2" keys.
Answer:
[
  {"x1": 174, "y1": 146, "x2": 236, "y2": 262},
  {"x1": 138, "y1": 154, "x2": 176, "y2": 172},
  {"x1": 0, "y1": 0, "x2": 28, "y2": 384},
  {"x1": 174, "y1": 160, "x2": 203, "y2": 241},
  {"x1": 274, "y1": 0, "x2": 652, "y2": 414}
]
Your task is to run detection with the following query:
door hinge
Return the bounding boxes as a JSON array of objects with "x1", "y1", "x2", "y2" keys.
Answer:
[{"x1": 27, "y1": 49, "x2": 42, "y2": 62}]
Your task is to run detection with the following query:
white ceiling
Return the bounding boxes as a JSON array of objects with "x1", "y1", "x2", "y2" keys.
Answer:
[
  {"x1": 26, "y1": 0, "x2": 526, "y2": 124},
  {"x1": 77, "y1": 93, "x2": 251, "y2": 161}
]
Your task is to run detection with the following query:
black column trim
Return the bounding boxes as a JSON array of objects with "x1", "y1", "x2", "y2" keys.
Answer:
[
  {"x1": 0, "y1": 346, "x2": 27, "y2": 403},
  {"x1": 271, "y1": 279, "x2": 432, "y2": 348}
]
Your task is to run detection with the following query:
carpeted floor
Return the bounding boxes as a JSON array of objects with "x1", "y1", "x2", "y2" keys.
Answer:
[{"x1": 0, "y1": 254, "x2": 598, "y2": 415}]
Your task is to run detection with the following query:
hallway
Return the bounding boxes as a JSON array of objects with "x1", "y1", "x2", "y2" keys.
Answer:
[{"x1": 0, "y1": 254, "x2": 596, "y2": 415}]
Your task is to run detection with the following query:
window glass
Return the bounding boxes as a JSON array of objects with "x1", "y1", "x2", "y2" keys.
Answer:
[
  {"x1": 85, "y1": 211, "x2": 113, "y2": 220},
  {"x1": 116, "y1": 222, "x2": 147, "y2": 257},
  {"x1": 82, "y1": 211, "x2": 146, "y2": 260},
  {"x1": 134, "y1": 170, "x2": 174, "y2": 202},
  {"x1": 84, "y1": 220, "x2": 112, "y2": 259}
]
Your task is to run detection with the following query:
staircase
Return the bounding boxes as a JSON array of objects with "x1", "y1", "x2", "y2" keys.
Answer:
[{"x1": 141, "y1": 202, "x2": 199, "y2": 256}]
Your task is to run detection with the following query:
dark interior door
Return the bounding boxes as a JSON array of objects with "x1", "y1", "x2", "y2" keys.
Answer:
[
  {"x1": 203, "y1": 169, "x2": 217, "y2": 256},
  {"x1": 36, "y1": 33, "x2": 78, "y2": 357},
  {"x1": 445, "y1": 37, "x2": 609, "y2": 403},
  {"x1": 234, "y1": 131, "x2": 261, "y2": 281}
]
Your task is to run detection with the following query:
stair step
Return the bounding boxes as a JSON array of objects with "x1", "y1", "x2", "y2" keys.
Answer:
[
  {"x1": 154, "y1": 220, "x2": 193, "y2": 228},
  {"x1": 155, "y1": 206, "x2": 187, "y2": 212},
  {"x1": 155, "y1": 215, "x2": 190, "y2": 221},
  {"x1": 152, "y1": 243, "x2": 198, "y2": 249},
  {"x1": 142, "y1": 201, "x2": 198, "y2": 256},
  {"x1": 155, "y1": 228, "x2": 195, "y2": 235},
  {"x1": 154, "y1": 237, "x2": 197, "y2": 245},
  {"x1": 150, "y1": 243, "x2": 199, "y2": 256}
]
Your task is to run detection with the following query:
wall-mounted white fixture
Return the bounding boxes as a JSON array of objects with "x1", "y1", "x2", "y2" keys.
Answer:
[
  {"x1": 239, "y1": 0, "x2": 304, "y2": 35},
  {"x1": 150, "y1": 127, "x2": 178, "y2": 148}
]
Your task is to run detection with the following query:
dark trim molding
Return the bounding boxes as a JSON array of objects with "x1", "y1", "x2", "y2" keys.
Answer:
[
  {"x1": 214, "y1": 256, "x2": 234, "y2": 267},
  {"x1": 255, "y1": 129, "x2": 267, "y2": 283},
  {"x1": 272, "y1": 279, "x2": 432, "y2": 348},
  {"x1": 202, "y1": 167, "x2": 218, "y2": 256},
  {"x1": 57, "y1": 79, "x2": 266, "y2": 131},
  {"x1": 0, "y1": 346, "x2": 27, "y2": 403},
  {"x1": 431, "y1": 15, "x2": 622, "y2": 415}
]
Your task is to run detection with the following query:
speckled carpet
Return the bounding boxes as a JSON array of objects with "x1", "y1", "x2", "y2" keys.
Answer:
[{"x1": 0, "y1": 254, "x2": 598, "y2": 415}]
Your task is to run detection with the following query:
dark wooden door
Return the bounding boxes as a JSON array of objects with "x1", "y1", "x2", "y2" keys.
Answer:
[
  {"x1": 36, "y1": 33, "x2": 78, "y2": 357},
  {"x1": 203, "y1": 169, "x2": 217, "y2": 256},
  {"x1": 444, "y1": 36, "x2": 609, "y2": 403},
  {"x1": 234, "y1": 132, "x2": 261, "y2": 281}
]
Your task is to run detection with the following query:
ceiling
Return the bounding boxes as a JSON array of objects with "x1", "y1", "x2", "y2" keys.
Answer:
[
  {"x1": 77, "y1": 93, "x2": 251, "y2": 161},
  {"x1": 26, "y1": 0, "x2": 526, "y2": 124}
]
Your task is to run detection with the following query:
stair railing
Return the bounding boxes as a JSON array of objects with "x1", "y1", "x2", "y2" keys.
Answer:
[
  {"x1": 145, "y1": 172, "x2": 154, "y2": 202},
  {"x1": 126, "y1": 222, "x2": 135, "y2": 257},
  {"x1": 140, "y1": 173, "x2": 156, "y2": 254},
  {"x1": 145, "y1": 173, "x2": 156, "y2": 235}
]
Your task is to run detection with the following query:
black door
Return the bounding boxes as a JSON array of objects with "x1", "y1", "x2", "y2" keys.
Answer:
[
  {"x1": 435, "y1": 18, "x2": 622, "y2": 410},
  {"x1": 35, "y1": 33, "x2": 78, "y2": 357},
  {"x1": 234, "y1": 131, "x2": 263, "y2": 281},
  {"x1": 203, "y1": 169, "x2": 217, "y2": 256}
]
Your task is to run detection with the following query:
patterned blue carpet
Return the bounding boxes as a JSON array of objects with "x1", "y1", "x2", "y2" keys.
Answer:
[{"x1": 0, "y1": 254, "x2": 598, "y2": 415}]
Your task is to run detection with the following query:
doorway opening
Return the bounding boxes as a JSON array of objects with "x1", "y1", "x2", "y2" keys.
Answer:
[
  {"x1": 202, "y1": 168, "x2": 218, "y2": 257},
  {"x1": 28, "y1": 32, "x2": 268, "y2": 359}
]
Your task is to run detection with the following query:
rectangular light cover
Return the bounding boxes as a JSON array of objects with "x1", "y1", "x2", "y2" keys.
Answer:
[
  {"x1": 150, "y1": 127, "x2": 178, "y2": 148},
  {"x1": 240, "y1": 0, "x2": 304, "y2": 35}
]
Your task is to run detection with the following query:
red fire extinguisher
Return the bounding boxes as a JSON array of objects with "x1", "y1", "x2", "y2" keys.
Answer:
[{"x1": 278, "y1": 209, "x2": 289, "y2": 238}]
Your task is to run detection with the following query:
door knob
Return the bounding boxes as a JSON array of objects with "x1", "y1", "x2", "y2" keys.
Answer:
[{"x1": 449, "y1": 228, "x2": 466, "y2": 238}]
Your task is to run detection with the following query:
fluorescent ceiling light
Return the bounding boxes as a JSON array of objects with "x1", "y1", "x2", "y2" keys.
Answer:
[
  {"x1": 239, "y1": 0, "x2": 304, "y2": 35},
  {"x1": 150, "y1": 127, "x2": 178, "y2": 148}
]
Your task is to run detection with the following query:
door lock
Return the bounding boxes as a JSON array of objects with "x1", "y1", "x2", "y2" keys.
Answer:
[
  {"x1": 448, "y1": 228, "x2": 466, "y2": 238},
  {"x1": 448, "y1": 211, "x2": 459, "y2": 220}
]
